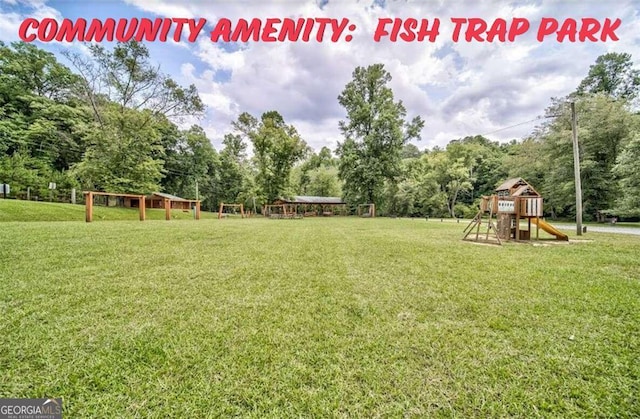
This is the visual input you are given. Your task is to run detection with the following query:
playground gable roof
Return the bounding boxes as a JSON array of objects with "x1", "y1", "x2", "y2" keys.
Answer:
[
  {"x1": 512, "y1": 184, "x2": 540, "y2": 197},
  {"x1": 496, "y1": 177, "x2": 527, "y2": 192}
]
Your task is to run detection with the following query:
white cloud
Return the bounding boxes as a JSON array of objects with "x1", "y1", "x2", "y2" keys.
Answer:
[
  {"x1": 6, "y1": 0, "x2": 640, "y2": 153},
  {"x1": 0, "y1": 0, "x2": 91, "y2": 56}
]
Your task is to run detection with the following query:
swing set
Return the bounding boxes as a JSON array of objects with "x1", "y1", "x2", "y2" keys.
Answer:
[
  {"x1": 357, "y1": 203, "x2": 376, "y2": 218},
  {"x1": 218, "y1": 203, "x2": 245, "y2": 219}
]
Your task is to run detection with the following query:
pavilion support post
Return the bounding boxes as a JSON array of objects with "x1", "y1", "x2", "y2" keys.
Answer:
[
  {"x1": 139, "y1": 195, "x2": 146, "y2": 221},
  {"x1": 85, "y1": 192, "x2": 93, "y2": 223},
  {"x1": 165, "y1": 198, "x2": 171, "y2": 221}
]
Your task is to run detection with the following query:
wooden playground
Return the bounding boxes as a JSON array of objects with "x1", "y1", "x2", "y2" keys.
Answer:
[{"x1": 463, "y1": 178, "x2": 568, "y2": 245}]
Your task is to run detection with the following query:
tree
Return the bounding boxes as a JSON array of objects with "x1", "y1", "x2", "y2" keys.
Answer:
[
  {"x1": 538, "y1": 94, "x2": 637, "y2": 219},
  {"x1": 0, "y1": 41, "x2": 81, "y2": 102},
  {"x1": 501, "y1": 137, "x2": 547, "y2": 191},
  {"x1": 295, "y1": 146, "x2": 338, "y2": 194},
  {"x1": 216, "y1": 133, "x2": 250, "y2": 205},
  {"x1": 401, "y1": 143, "x2": 422, "y2": 159},
  {"x1": 161, "y1": 125, "x2": 219, "y2": 204},
  {"x1": 336, "y1": 63, "x2": 424, "y2": 205},
  {"x1": 62, "y1": 41, "x2": 206, "y2": 194},
  {"x1": 576, "y1": 52, "x2": 640, "y2": 101},
  {"x1": 306, "y1": 166, "x2": 341, "y2": 197},
  {"x1": 612, "y1": 136, "x2": 640, "y2": 216},
  {"x1": 71, "y1": 105, "x2": 165, "y2": 194},
  {"x1": 392, "y1": 156, "x2": 440, "y2": 217},
  {"x1": 232, "y1": 111, "x2": 309, "y2": 204},
  {"x1": 63, "y1": 41, "x2": 204, "y2": 125},
  {"x1": 429, "y1": 152, "x2": 474, "y2": 218},
  {"x1": 445, "y1": 135, "x2": 507, "y2": 202},
  {"x1": 0, "y1": 42, "x2": 91, "y2": 198}
]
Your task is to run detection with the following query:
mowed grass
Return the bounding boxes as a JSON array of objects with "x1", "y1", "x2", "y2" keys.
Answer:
[
  {"x1": 0, "y1": 199, "x2": 218, "y2": 222},
  {"x1": 0, "y1": 216, "x2": 639, "y2": 417}
]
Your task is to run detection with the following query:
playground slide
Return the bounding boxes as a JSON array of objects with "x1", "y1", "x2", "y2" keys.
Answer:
[{"x1": 531, "y1": 218, "x2": 569, "y2": 241}]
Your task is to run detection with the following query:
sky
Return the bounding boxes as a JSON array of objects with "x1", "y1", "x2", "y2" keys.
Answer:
[{"x1": 2, "y1": 0, "x2": 640, "y2": 153}]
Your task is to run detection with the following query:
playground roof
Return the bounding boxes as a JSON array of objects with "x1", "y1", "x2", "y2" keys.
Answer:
[
  {"x1": 278, "y1": 196, "x2": 345, "y2": 204},
  {"x1": 512, "y1": 184, "x2": 540, "y2": 197},
  {"x1": 496, "y1": 177, "x2": 527, "y2": 192}
]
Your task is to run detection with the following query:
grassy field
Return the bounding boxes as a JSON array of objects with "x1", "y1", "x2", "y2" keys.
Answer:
[
  {"x1": 1, "y1": 211, "x2": 639, "y2": 417},
  {"x1": 0, "y1": 199, "x2": 219, "y2": 222}
]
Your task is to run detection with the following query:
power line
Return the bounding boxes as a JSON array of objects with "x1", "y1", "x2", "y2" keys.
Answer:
[{"x1": 479, "y1": 116, "x2": 546, "y2": 137}]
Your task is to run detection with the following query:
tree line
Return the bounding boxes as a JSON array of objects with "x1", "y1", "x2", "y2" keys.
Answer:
[{"x1": 1, "y1": 40, "x2": 639, "y2": 219}]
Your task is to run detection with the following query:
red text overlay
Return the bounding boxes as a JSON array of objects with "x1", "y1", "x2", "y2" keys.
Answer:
[{"x1": 17, "y1": 17, "x2": 622, "y2": 43}]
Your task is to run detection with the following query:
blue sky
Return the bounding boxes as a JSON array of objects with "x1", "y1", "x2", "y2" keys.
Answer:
[{"x1": 2, "y1": 0, "x2": 640, "y2": 152}]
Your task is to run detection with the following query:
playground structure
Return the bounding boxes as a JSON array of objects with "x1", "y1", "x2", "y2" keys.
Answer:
[
  {"x1": 272, "y1": 196, "x2": 347, "y2": 217},
  {"x1": 357, "y1": 203, "x2": 376, "y2": 218},
  {"x1": 262, "y1": 204, "x2": 303, "y2": 219},
  {"x1": 218, "y1": 203, "x2": 245, "y2": 219},
  {"x1": 463, "y1": 178, "x2": 568, "y2": 245},
  {"x1": 83, "y1": 191, "x2": 201, "y2": 222}
]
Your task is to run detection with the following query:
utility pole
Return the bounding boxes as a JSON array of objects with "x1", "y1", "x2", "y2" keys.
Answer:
[
  {"x1": 195, "y1": 179, "x2": 199, "y2": 201},
  {"x1": 570, "y1": 101, "x2": 583, "y2": 236}
]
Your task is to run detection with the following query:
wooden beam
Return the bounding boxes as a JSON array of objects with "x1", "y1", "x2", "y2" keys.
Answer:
[
  {"x1": 139, "y1": 196, "x2": 146, "y2": 221},
  {"x1": 165, "y1": 198, "x2": 171, "y2": 221},
  {"x1": 85, "y1": 191, "x2": 93, "y2": 223},
  {"x1": 82, "y1": 191, "x2": 146, "y2": 199},
  {"x1": 515, "y1": 198, "x2": 521, "y2": 240},
  {"x1": 196, "y1": 201, "x2": 201, "y2": 220}
]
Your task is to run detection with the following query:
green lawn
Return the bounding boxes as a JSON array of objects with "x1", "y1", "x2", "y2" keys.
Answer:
[
  {"x1": 0, "y1": 199, "x2": 218, "y2": 222},
  {"x1": 1, "y1": 213, "x2": 639, "y2": 417}
]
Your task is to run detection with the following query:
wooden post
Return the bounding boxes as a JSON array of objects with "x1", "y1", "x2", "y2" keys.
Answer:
[
  {"x1": 165, "y1": 198, "x2": 171, "y2": 221},
  {"x1": 218, "y1": 202, "x2": 224, "y2": 219},
  {"x1": 195, "y1": 201, "x2": 201, "y2": 220},
  {"x1": 85, "y1": 191, "x2": 93, "y2": 222},
  {"x1": 515, "y1": 198, "x2": 521, "y2": 240},
  {"x1": 240, "y1": 204, "x2": 245, "y2": 218},
  {"x1": 536, "y1": 217, "x2": 540, "y2": 240},
  {"x1": 139, "y1": 195, "x2": 146, "y2": 221},
  {"x1": 571, "y1": 101, "x2": 583, "y2": 236}
]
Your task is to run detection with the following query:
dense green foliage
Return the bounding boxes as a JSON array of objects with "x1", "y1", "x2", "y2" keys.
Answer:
[{"x1": 1, "y1": 41, "x2": 639, "y2": 219}]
